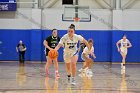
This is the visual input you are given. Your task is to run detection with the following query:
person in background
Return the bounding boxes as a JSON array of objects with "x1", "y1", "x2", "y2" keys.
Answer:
[
  {"x1": 79, "y1": 39, "x2": 96, "y2": 77},
  {"x1": 16, "y1": 40, "x2": 26, "y2": 63},
  {"x1": 116, "y1": 35, "x2": 132, "y2": 69}
]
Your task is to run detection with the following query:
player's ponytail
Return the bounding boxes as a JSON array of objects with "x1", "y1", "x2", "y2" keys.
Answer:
[{"x1": 69, "y1": 24, "x2": 75, "y2": 31}]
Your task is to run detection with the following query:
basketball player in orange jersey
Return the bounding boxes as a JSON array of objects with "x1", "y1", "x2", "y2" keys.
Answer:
[
  {"x1": 43, "y1": 29, "x2": 60, "y2": 78},
  {"x1": 55, "y1": 24, "x2": 90, "y2": 85}
]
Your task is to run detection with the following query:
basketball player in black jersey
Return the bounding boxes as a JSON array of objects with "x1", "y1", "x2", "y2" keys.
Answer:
[{"x1": 43, "y1": 29, "x2": 60, "y2": 77}]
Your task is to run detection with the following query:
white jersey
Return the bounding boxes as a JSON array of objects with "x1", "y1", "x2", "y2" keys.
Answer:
[
  {"x1": 81, "y1": 46, "x2": 94, "y2": 61},
  {"x1": 59, "y1": 34, "x2": 83, "y2": 53},
  {"x1": 119, "y1": 39, "x2": 131, "y2": 55},
  {"x1": 82, "y1": 46, "x2": 94, "y2": 56},
  {"x1": 119, "y1": 39, "x2": 130, "y2": 48}
]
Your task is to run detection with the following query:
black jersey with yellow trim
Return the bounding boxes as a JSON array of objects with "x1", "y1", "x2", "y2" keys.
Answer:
[{"x1": 45, "y1": 35, "x2": 60, "y2": 56}]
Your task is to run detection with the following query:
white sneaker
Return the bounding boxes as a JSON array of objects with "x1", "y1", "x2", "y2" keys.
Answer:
[
  {"x1": 79, "y1": 68, "x2": 88, "y2": 73},
  {"x1": 88, "y1": 69, "x2": 93, "y2": 74},
  {"x1": 121, "y1": 63, "x2": 123, "y2": 69},
  {"x1": 71, "y1": 77, "x2": 76, "y2": 85},
  {"x1": 78, "y1": 73, "x2": 86, "y2": 77},
  {"x1": 121, "y1": 68, "x2": 125, "y2": 74},
  {"x1": 55, "y1": 72, "x2": 60, "y2": 78},
  {"x1": 78, "y1": 68, "x2": 84, "y2": 72},
  {"x1": 83, "y1": 67, "x2": 89, "y2": 73},
  {"x1": 86, "y1": 69, "x2": 93, "y2": 77},
  {"x1": 123, "y1": 66, "x2": 125, "y2": 70}
]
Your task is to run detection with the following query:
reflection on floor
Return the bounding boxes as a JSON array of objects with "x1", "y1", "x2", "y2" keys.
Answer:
[{"x1": 0, "y1": 62, "x2": 140, "y2": 93}]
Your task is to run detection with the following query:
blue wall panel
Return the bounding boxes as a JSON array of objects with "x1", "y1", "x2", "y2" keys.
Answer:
[
  {"x1": 112, "y1": 31, "x2": 140, "y2": 62},
  {"x1": 75, "y1": 30, "x2": 112, "y2": 62},
  {"x1": 0, "y1": 29, "x2": 140, "y2": 62},
  {"x1": 30, "y1": 30, "x2": 42, "y2": 61},
  {"x1": 0, "y1": 30, "x2": 31, "y2": 60}
]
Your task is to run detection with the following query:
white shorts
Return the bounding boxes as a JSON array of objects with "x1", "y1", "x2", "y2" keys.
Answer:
[
  {"x1": 120, "y1": 47, "x2": 127, "y2": 55},
  {"x1": 81, "y1": 54, "x2": 89, "y2": 61},
  {"x1": 63, "y1": 51, "x2": 79, "y2": 63}
]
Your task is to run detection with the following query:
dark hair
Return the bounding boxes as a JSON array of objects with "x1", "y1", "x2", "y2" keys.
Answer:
[
  {"x1": 88, "y1": 39, "x2": 93, "y2": 43},
  {"x1": 69, "y1": 24, "x2": 75, "y2": 30},
  {"x1": 52, "y1": 29, "x2": 57, "y2": 33}
]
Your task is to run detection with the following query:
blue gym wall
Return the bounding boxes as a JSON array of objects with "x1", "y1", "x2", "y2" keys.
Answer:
[{"x1": 0, "y1": 29, "x2": 140, "y2": 62}]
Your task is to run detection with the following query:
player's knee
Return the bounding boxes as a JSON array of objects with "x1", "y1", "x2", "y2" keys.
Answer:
[
  {"x1": 86, "y1": 58, "x2": 92, "y2": 62},
  {"x1": 72, "y1": 63, "x2": 76, "y2": 68},
  {"x1": 123, "y1": 56, "x2": 126, "y2": 59},
  {"x1": 72, "y1": 65, "x2": 76, "y2": 70}
]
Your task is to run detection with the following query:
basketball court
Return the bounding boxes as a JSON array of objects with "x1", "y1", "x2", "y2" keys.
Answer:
[
  {"x1": 0, "y1": 62, "x2": 140, "y2": 93},
  {"x1": 0, "y1": 0, "x2": 140, "y2": 93}
]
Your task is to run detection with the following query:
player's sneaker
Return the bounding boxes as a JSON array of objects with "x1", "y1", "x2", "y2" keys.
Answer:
[
  {"x1": 121, "y1": 63, "x2": 123, "y2": 69},
  {"x1": 88, "y1": 69, "x2": 93, "y2": 75},
  {"x1": 123, "y1": 66, "x2": 125, "y2": 70},
  {"x1": 55, "y1": 72, "x2": 60, "y2": 78},
  {"x1": 46, "y1": 69, "x2": 49, "y2": 76},
  {"x1": 78, "y1": 73, "x2": 86, "y2": 77},
  {"x1": 67, "y1": 75, "x2": 71, "y2": 81},
  {"x1": 78, "y1": 68, "x2": 84, "y2": 72},
  {"x1": 121, "y1": 68, "x2": 125, "y2": 74},
  {"x1": 79, "y1": 67, "x2": 88, "y2": 73},
  {"x1": 86, "y1": 69, "x2": 93, "y2": 77},
  {"x1": 71, "y1": 77, "x2": 76, "y2": 85}
]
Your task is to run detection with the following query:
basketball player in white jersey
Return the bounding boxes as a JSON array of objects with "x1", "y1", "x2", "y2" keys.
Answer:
[
  {"x1": 55, "y1": 25, "x2": 90, "y2": 85},
  {"x1": 79, "y1": 39, "x2": 96, "y2": 77},
  {"x1": 116, "y1": 35, "x2": 132, "y2": 69}
]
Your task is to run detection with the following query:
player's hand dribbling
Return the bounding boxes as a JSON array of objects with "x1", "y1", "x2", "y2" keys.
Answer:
[
  {"x1": 53, "y1": 49, "x2": 59, "y2": 58},
  {"x1": 54, "y1": 48, "x2": 57, "y2": 51}
]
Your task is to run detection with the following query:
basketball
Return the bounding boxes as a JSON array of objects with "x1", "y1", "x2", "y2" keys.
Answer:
[{"x1": 48, "y1": 49, "x2": 58, "y2": 59}]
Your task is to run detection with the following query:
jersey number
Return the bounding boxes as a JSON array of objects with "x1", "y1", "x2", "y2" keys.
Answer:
[{"x1": 69, "y1": 46, "x2": 74, "y2": 49}]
